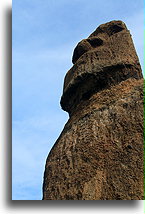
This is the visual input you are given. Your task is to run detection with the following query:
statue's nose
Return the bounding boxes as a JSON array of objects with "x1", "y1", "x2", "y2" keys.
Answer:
[
  {"x1": 72, "y1": 39, "x2": 91, "y2": 64},
  {"x1": 72, "y1": 37, "x2": 104, "y2": 64}
]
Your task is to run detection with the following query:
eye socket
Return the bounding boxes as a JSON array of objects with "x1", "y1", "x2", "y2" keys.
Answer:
[
  {"x1": 109, "y1": 24, "x2": 124, "y2": 36},
  {"x1": 87, "y1": 37, "x2": 103, "y2": 48}
]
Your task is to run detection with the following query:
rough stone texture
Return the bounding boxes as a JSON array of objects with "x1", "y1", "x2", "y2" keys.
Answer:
[
  {"x1": 43, "y1": 20, "x2": 143, "y2": 200},
  {"x1": 61, "y1": 20, "x2": 142, "y2": 115}
]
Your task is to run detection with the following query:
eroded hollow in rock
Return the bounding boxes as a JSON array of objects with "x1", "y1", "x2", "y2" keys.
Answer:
[
  {"x1": 108, "y1": 24, "x2": 124, "y2": 36},
  {"x1": 87, "y1": 37, "x2": 103, "y2": 48}
]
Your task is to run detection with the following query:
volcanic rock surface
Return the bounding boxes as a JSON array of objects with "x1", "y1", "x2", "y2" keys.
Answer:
[{"x1": 43, "y1": 20, "x2": 144, "y2": 200}]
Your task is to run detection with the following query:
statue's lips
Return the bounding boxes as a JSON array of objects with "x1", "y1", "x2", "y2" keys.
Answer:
[
  {"x1": 63, "y1": 49, "x2": 137, "y2": 94},
  {"x1": 61, "y1": 59, "x2": 141, "y2": 114}
]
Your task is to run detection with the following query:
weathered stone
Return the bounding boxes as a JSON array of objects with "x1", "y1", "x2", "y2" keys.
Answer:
[
  {"x1": 43, "y1": 20, "x2": 143, "y2": 200},
  {"x1": 61, "y1": 20, "x2": 142, "y2": 115}
]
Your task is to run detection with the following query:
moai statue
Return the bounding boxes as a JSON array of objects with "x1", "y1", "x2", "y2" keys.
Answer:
[{"x1": 43, "y1": 20, "x2": 143, "y2": 200}]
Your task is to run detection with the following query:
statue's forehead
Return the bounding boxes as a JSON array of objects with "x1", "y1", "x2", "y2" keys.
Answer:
[{"x1": 88, "y1": 20, "x2": 127, "y2": 38}]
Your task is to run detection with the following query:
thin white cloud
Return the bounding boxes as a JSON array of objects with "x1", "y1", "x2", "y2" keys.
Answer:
[{"x1": 12, "y1": 45, "x2": 73, "y2": 63}]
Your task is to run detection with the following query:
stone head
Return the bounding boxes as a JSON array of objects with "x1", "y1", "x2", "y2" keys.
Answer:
[{"x1": 60, "y1": 20, "x2": 143, "y2": 115}]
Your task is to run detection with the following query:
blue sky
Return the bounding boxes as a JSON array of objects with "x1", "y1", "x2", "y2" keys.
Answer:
[{"x1": 12, "y1": 0, "x2": 144, "y2": 200}]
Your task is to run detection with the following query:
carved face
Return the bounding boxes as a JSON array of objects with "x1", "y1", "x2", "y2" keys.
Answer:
[
  {"x1": 72, "y1": 20, "x2": 140, "y2": 69},
  {"x1": 61, "y1": 20, "x2": 142, "y2": 114},
  {"x1": 72, "y1": 21, "x2": 127, "y2": 64}
]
